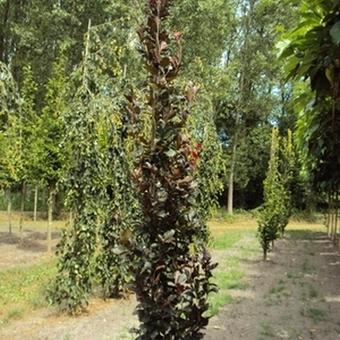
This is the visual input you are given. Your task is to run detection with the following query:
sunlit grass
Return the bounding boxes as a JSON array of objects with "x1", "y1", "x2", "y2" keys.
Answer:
[
  {"x1": 0, "y1": 210, "x2": 67, "y2": 232},
  {"x1": 0, "y1": 210, "x2": 326, "y2": 326},
  {"x1": 0, "y1": 260, "x2": 56, "y2": 326}
]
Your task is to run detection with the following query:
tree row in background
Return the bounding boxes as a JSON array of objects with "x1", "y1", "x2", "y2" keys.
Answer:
[{"x1": 0, "y1": 0, "x2": 317, "y2": 226}]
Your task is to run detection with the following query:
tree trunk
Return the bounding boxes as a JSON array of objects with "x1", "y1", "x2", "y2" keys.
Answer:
[
  {"x1": 0, "y1": 0, "x2": 10, "y2": 63},
  {"x1": 326, "y1": 192, "x2": 331, "y2": 235},
  {"x1": 47, "y1": 185, "x2": 55, "y2": 253},
  {"x1": 19, "y1": 182, "x2": 26, "y2": 241},
  {"x1": 7, "y1": 188, "x2": 12, "y2": 234},
  {"x1": 227, "y1": 129, "x2": 239, "y2": 215},
  {"x1": 33, "y1": 186, "x2": 38, "y2": 222},
  {"x1": 263, "y1": 248, "x2": 267, "y2": 261},
  {"x1": 335, "y1": 191, "x2": 338, "y2": 247},
  {"x1": 331, "y1": 192, "x2": 335, "y2": 242},
  {"x1": 328, "y1": 193, "x2": 333, "y2": 238}
]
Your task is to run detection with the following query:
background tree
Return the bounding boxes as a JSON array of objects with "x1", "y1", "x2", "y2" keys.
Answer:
[
  {"x1": 0, "y1": 61, "x2": 20, "y2": 233},
  {"x1": 257, "y1": 128, "x2": 284, "y2": 260},
  {"x1": 32, "y1": 54, "x2": 67, "y2": 252},
  {"x1": 215, "y1": 0, "x2": 300, "y2": 213},
  {"x1": 278, "y1": 130, "x2": 296, "y2": 236}
]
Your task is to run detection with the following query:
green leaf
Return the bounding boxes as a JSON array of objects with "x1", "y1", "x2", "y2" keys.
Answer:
[
  {"x1": 330, "y1": 21, "x2": 340, "y2": 45},
  {"x1": 165, "y1": 149, "x2": 177, "y2": 158}
]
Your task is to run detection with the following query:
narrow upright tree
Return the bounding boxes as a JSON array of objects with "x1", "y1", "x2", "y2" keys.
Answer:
[
  {"x1": 129, "y1": 1, "x2": 217, "y2": 338},
  {"x1": 278, "y1": 129, "x2": 295, "y2": 236},
  {"x1": 257, "y1": 128, "x2": 284, "y2": 260}
]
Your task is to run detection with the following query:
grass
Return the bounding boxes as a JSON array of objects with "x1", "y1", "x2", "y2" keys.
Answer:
[
  {"x1": 268, "y1": 279, "x2": 286, "y2": 295},
  {"x1": 0, "y1": 210, "x2": 66, "y2": 233},
  {"x1": 0, "y1": 260, "x2": 56, "y2": 326},
  {"x1": 207, "y1": 216, "x2": 259, "y2": 317},
  {"x1": 335, "y1": 322, "x2": 340, "y2": 334},
  {"x1": 301, "y1": 307, "x2": 328, "y2": 322},
  {"x1": 308, "y1": 284, "x2": 319, "y2": 299},
  {"x1": 0, "y1": 211, "x2": 326, "y2": 329},
  {"x1": 259, "y1": 321, "x2": 275, "y2": 337}
]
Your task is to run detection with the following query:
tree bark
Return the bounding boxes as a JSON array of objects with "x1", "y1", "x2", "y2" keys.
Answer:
[
  {"x1": 19, "y1": 182, "x2": 26, "y2": 241},
  {"x1": 0, "y1": 0, "x2": 10, "y2": 63},
  {"x1": 47, "y1": 185, "x2": 55, "y2": 253},
  {"x1": 33, "y1": 186, "x2": 38, "y2": 222},
  {"x1": 335, "y1": 191, "x2": 338, "y2": 247},
  {"x1": 7, "y1": 188, "x2": 12, "y2": 234},
  {"x1": 326, "y1": 192, "x2": 331, "y2": 236},
  {"x1": 227, "y1": 141, "x2": 237, "y2": 215}
]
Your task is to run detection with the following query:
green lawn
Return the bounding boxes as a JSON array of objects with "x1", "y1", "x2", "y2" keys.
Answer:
[
  {"x1": 0, "y1": 260, "x2": 56, "y2": 326},
  {"x1": 0, "y1": 213, "x2": 324, "y2": 327}
]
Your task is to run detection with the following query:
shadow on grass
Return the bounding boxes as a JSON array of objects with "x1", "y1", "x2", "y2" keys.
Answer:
[
  {"x1": 287, "y1": 229, "x2": 327, "y2": 241},
  {"x1": 0, "y1": 232, "x2": 20, "y2": 245},
  {"x1": 0, "y1": 230, "x2": 60, "y2": 252}
]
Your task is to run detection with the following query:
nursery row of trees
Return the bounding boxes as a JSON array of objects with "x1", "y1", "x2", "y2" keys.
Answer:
[
  {"x1": 258, "y1": 0, "x2": 340, "y2": 258},
  {"x1": 1, "y1": 0, "x2": 339, "y2": 337},
  {"x1": 0, "y1": 0, "x2": 315, "y2": 226}
]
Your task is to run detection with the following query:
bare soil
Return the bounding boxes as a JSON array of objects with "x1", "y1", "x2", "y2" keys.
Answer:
[
  {"x1": 0, "y1": 227, "x2": 60, "y2": 270},
  {"x1": 0, "y1": 297, "x2": 137, "y2": 340},
  {"x1": 205, "y1": 230, "x2": 340, "y2": 340}
]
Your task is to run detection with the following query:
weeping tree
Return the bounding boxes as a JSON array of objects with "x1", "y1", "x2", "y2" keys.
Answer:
[
  {"x1": 52, "y1": 20, "x2": 137, "y2": 311},
  {"x1": 189, "y1": 97, "x2": 226, "y2": 241},
  {"x1": 96, "y1": 109, "x2": 139, "y2": 298},
  {"x1": 91, "y1": 25, "x2": 140, "y2": 298},
  {"x1": 51, "y1": 24, "x2": 104, "y2": 313},
  {"x1": 257, "y1": 128, "x2": 284, "y2": 260},
  {"x1": 128, "y1": 1, "x2": 217, "y2": 338}
]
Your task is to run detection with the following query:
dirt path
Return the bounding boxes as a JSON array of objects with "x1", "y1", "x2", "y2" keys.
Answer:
[
  {"x1": 0, "y1": 297, "x2": 138, "y2": 340},
  {"x1": 1, "y1": 227, "x2": 340, "y2": 340},
  {"x1": 205, "y1": 229, "x2": 340, "y2": 340},
  {"x1": 0, "y1": 229, "x2": 60, "y2": 270}
]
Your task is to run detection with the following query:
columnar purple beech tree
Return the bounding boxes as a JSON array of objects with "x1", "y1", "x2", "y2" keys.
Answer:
[{"x1": 128, "y1": 0, "x2": 217, "y2": 339}]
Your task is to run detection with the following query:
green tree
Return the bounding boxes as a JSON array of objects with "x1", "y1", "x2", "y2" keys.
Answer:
[
  {"x1": 215, "y1": 0, "x2": 300, "y2": 213},
  {"x1": 0, "y1": 61, "x2": 21, "y2": 233},
  {"x1": 257, "y1": 128, "x2": 284, "y2": 260},
  {"x1": 278, "y1": 129, "x2": 296, "y2": 236},
  {"x1": 32, "y1": 54, "x2": 67, "y2": 252}
]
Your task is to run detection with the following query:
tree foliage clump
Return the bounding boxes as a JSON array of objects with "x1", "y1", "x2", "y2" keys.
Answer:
[
  {"x1": 278, "y1": 129, "x2": 296, "y2": 236},
  {"x1": 0, "y1": 62, "x2": 20, "y2": 189},
  {"x1": 282, "y1": 0, "x2": 340, "y2": 242},
  {"x1": 80, "y1": 22, "x2": 140, "y2": 300},
  {"x1": 51, "y1": 21, "x2": 140, "y2": 311},
  {"x1": 95, "y1": 123, "x2": 138, "y2": 298},
  {"x1": 257, "y1": 128, "x2": 284, "y2": 260},
  {"x1": 51, "y1": 28, "x2": 104, "y2": 313},
  {"x1": 282, "y1": 0, "x2": 340, "y2": 194},
  {"x1": 129, "y1": 1, "x2": 217, "y2": 338}
]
